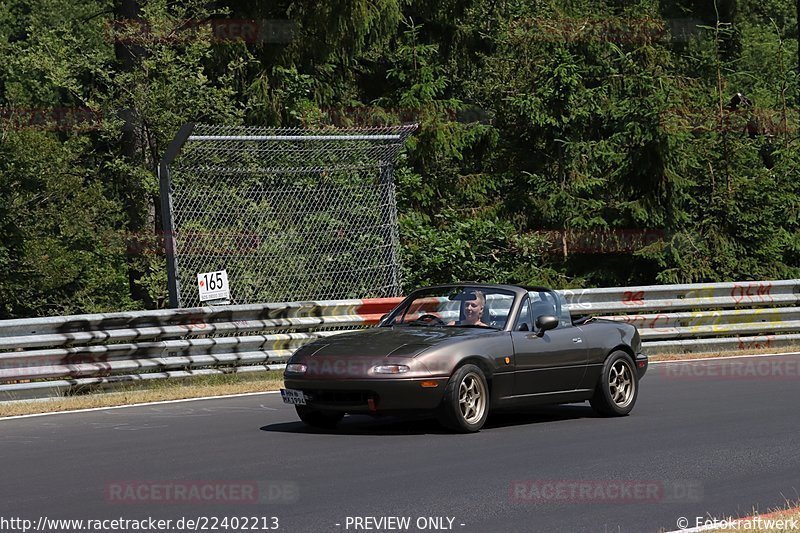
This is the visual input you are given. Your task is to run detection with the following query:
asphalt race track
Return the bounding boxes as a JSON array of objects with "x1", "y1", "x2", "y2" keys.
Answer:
[{"x1": 2, "y1": 354, "x2": 799, "y2": 533}]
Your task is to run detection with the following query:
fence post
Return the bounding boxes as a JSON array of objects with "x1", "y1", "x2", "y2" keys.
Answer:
[{"x1": 158, "y1": 123, "x2": 195, "y2": 308}]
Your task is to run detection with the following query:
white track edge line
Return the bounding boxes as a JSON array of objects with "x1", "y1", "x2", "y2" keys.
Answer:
[
  {"x1": 3, "y1": 351, "x2": 800, "y2": 421},
  {"x1": 0, "y1": 390, "x2": 281, "y2": 420},
  {"x1": 650, "y1": 351, "x2": 800, "y2": 364}
]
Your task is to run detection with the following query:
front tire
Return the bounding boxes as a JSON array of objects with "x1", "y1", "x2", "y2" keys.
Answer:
[
  {"x1": 295, "y1": 405, "x2": 344, "y2": 429},
  {"x1": 436, "y1": 364, "x2": 490, "y2": 432},
  {"x1": 590, "y1": 351, "x2": 638, "y2": 416}
]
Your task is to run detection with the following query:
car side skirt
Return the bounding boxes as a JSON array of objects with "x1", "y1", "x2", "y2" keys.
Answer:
[{"x1": 493, "y1": 389, "x2": 595, "y2": 408}]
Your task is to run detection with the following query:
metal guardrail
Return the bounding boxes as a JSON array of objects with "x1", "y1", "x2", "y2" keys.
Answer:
[
  {"x1": 1, "y1": 280, "x2": 798, "y2": 400},
  {"x1": 0, "y1": 298, "x2": 400, "y2": 400},
  {"x1": 568, "y1": 280, "x2": 800, "y2": 353}
]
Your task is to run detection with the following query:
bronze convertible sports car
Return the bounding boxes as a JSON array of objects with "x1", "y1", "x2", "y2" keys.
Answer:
[{"x1": 282, "y1": 284, "x2": 648, "y2": 432}]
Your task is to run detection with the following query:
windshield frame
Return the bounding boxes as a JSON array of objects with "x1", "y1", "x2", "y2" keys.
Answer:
[{"x1": 381, "y1": 284, "x2": 526, "y2": 332}]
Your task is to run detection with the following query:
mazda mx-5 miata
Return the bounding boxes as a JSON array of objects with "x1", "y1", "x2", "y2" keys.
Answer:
[{"x1": 282, "y1": 284, "x2": 648, "y2": 432}]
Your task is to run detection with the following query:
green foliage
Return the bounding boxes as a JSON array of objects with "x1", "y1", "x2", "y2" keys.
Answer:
[
  {"x1": 0, "y1": 130, "x2": 134, "y2": 317},
  {"x1": 400, "y1": 210, "x2": 561, "y2": 288},
  {"x1": 0, "y1": 0, "x2": 799, "y2": 317}
]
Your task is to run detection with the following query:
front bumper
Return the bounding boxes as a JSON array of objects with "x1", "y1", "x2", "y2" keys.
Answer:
[
  {"x1": 283, "y1": 376, "x2": 448, "y2": 413},
  {"x1": 635, "y1": 352, "x2": 648, "y2": 378}
]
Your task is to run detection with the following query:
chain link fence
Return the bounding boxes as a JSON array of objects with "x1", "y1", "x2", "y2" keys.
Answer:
[{"x1": 162, "y1": 123, "x2": 418, "y2": 308}]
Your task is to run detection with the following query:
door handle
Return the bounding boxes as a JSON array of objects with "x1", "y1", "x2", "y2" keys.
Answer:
[{"x1": 572, "y1": 337, "x2": 583, "y2": 343}]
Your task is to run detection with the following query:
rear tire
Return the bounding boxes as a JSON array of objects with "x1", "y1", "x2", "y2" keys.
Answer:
[
  {"x1": 295, "y1": 405, "x2": 344, "y2": 429},
  {"x1": 590, "y1": 351, "x2": 638, "y2": 416},
  {"x1": 436, "y1": 364, "x2": 490, "y2": 433}
]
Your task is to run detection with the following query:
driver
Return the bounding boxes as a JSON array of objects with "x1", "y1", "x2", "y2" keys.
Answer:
[{"x1": 449, "y1": 290, "x2": 488, "y2": 326}]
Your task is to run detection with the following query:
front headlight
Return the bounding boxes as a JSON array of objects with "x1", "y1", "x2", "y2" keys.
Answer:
[
  {"x1": 373, "y1": 364, "x2": 410, "y2": 374},
  {"x1": 285, "y1": 363, "x2": 308, "y2": 374}
]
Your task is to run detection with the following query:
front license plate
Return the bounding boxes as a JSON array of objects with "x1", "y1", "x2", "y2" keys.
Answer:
[{"x1": 280, "y1": 388, "x2": 306, "y2": 405}]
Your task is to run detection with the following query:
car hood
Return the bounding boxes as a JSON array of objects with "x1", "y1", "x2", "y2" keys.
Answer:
[{"x1": 301, "y1": 326, "x2": 492, "y2": 359}]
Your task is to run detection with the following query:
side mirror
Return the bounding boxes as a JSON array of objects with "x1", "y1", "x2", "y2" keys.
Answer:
[
  {"x1": 535, "y1": 315, "x2": 559, "y2": 336},
  {"x1": 517, "y1": 322, "x2": 529, "y2": 332},
  {"x1": 379, "y1": 313, "x2": 389, "y2": 325}
]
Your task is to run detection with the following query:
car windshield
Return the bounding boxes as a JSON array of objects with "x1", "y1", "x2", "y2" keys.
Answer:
[{"x1": 384, "y1": 286, "x2": 516, "y2": 330}]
